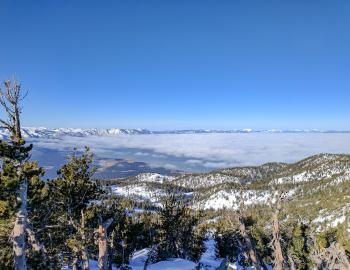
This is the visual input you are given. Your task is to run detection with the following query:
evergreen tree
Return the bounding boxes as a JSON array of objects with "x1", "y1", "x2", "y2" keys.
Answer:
[
  {"x1": 156, "y1": 186, "x2": 205, "y2": 262},
  {"x1": 0, "y1": 78, "x2": 45, "y2": 270},
  {"x1": 45, "y1": 147, "x2": 101, "y2": 269},
  {"x1": 216, "y1": 210, "x2": 270, "y2": 269},
  {"x1": 215, "y1": 226, "x2": 242, "y2": 264},
  {"x1": 285, "y1": 222, "x2": 311, "y2": 270}
]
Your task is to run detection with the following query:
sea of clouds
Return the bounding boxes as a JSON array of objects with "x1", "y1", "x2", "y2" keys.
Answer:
[{"x1": 29, "y1": 133, "x2": 350, "y2": 174}]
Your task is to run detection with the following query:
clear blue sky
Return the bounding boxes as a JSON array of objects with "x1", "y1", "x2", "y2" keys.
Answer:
[{"x1": 0, "y1": 1, "x2": 349, "y2": 130}]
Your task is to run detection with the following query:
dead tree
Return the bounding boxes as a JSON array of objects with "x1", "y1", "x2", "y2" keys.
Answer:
[
  {"x1": 270, "y1": 189, "x2": 286, "y2": 270},
  {"x1": 0, "y1": 79, "x2": 24, "y2": 141},
  {"x1": 97, "y1": 215, "x2": 113, "y2": 270},
  {"x1": 310, "y1": 231, "x2": 350, "y2": 270},
  {"x1": 0, "y1": 78, "x2": 28, "y2": 270},
  {"x1": 236, "y1": 185, "x2": 264, "y2": 270}
]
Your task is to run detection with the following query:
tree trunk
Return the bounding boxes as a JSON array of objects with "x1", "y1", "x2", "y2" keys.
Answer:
[
  {"x1": 72, "y1": 257, "x2": 78, "y2": 270},
  {"x1": 14, "y1": 107, "x2": 22, "y2": 142},
  {"x1": 288, "y1": 253, "x2": 296, "y2": 270},
  {"x1": 12, "y1": 179, "x2": 28, "y2": 270},
  {"x1": 237, "y1": 187, "x2": 262, "y2": 270},
  {"x1": 98, "y1": 223, "x2": 108, "y2": 270},
  {"x1": 80, "y1": 210, "x2": 89, "y2": 270},
  {"x1": 26, "y1": 228, "x2": 42, "y2": 252},
  {"x1": 271, "y1": 192, "x2": 284, "y2": 270},
  {"x1": 98, "y1": 217, "x2": 113, "y2": 270},
  {"x1": 272, "y1": 213, "x2": 283, "y2": 270},
  {"x1": 239, "y1": 219, "x2": 262, "y2": 270},
  {"x1": 81, "y1": 249, "x2": 90, "y2": 270}
]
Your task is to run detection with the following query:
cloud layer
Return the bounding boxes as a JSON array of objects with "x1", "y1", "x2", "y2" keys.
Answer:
[{"x1": 30, "y1": 133, "x2": 350, "y2": 173}]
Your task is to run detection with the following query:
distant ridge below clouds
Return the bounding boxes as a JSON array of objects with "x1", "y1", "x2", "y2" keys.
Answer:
[{"x1": 0, "y1": 127, "x2": 350, "y2": 139}]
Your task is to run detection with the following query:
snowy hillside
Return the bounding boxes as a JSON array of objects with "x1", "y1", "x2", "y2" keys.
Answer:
[{"x1": 107, "y1": 153, "x2": 350, "y2": 228}]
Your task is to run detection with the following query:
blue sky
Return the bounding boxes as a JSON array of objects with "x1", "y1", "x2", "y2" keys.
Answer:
[{"x1": 0, "y1": 1, "x2": 349, "y2": 130}]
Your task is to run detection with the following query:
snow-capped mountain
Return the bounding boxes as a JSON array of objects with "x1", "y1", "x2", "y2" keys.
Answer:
[
  {"x1": 0, "y1": 127, "x2": 348, "y2": 139},
  {"x1": 0, "y1": 127, "x2": 153, "y2": 139}
]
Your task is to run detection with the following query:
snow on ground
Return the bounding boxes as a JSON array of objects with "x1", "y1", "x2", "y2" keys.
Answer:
[
  {"x1": 147, "y1": 259, "x2": 196, "y2": 270},
  {"x1": 128, "y1": 239, "x2": 222, "y2": 270},
  {"x1": 127, "y1": 248, "x2": 149, "y2": 270},
  {"x1": 198, "y1": 190, "x2": 271, "y2": 210},
  {"x1": 312, "y1": 206, "x2": 349, "y2": 229},
  {"x1": 199, "y1": 239, "x2": 223, "y2": 269},
  {"x1": 331, "y1": 215, "x2": 347, "y2": 227},
  {"x1": 134, "y1": 173, "x2": 175, "y2": 183},
  {"x1": 273, "y1": 164, "x2": 350, "y2": 185},
  {"x1": 61, "y1": 260, "x2": 117, "y2": 270},
  {"x1": 111, "y1": 184, "x2": 164, "y2": 204},
  {"x1": 127, "y1": 249, "x2": 197, "y2": 270}
]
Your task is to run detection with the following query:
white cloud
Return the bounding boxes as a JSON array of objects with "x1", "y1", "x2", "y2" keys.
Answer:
[
  {"x1": 135, "y1": 152, "x2": 150, "y2": 156},
  {"x1": 185, "y1": 159, "x2": 203, "y2": 165},
  {"x1": 163, "y1": 163, "x2": 177, "y2": 170},
  {"x1": 31, "y1": 133, "x2": 350, "y2": 171}
]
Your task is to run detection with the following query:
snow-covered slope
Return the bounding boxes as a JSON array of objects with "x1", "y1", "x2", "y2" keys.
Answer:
[
  {"x1": 107, "y1": 154, "x2": 350, "y2": 228},
  {"x1": 173, "y1": 162, "x2": 287, "y2": 189},
  {"x1": 272, "y1": 153, "x2": 350, "y2": 185}
]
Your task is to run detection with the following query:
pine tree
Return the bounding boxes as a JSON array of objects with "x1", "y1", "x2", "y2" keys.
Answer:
[
  {"x1": 156, "y1": 186, "x2": 205, "y2": 262},
  {"x1": 0, "y1": 78, "x2": 44, "y2": 270},
  {"x1": 46, "y1": 147, "x2": 101, "y2": 269},
  {"x1": 215, "y1": 225, "x2": 242, "y2": 263},
  {"x1": 286, "y1": 223, "x2": 311, "y2": 270}
]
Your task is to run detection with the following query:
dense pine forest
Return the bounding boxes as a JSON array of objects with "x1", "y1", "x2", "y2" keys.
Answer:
[{"x1": 1, "y1": 79, "x2": 350, "y2": 270}]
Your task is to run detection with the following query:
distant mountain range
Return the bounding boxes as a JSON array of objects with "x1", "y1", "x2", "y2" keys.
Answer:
[{"x1": 0, "y1": 127, "x2": 349, "y2": 139}]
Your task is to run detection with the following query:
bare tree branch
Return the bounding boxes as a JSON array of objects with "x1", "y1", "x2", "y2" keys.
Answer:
[{"x1": 0, "y1": 77, "x2": 26, "y2": 142}]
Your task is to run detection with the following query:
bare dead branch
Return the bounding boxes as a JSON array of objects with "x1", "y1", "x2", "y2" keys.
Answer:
[{"x1": 0, "y1": 76, "x2": 26, "y2": 141}]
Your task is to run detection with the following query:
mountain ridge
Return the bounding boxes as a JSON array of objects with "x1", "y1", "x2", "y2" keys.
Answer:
[
  {"x1": 0, "y1": 127, "x2": 349, "y2": 139},
  {"x1": 107, "y1": 153, "x2": 350, "y2": 227}
]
